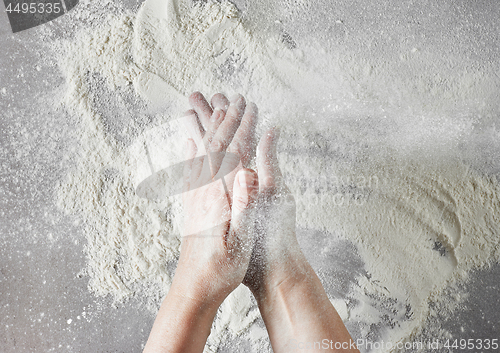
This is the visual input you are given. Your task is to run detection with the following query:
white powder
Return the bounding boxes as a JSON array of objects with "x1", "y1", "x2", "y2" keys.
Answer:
[
  {"x1": 55, "y1": 0, "x2": 500, "y2": 352},
  {"x1": 56, "y1": 10, "x2": 180, "y2": 304},
  {"x1": 279, "y1": 136, "x2": 500, "y2": 347}
]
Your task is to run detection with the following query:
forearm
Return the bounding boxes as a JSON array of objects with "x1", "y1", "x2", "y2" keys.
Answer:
[
  {"x1": 143, "y1": 277, "x2": 221, "y2": 353},
  {"x1": 254, "y1": 256, "x2": 359, "y2": 353}
]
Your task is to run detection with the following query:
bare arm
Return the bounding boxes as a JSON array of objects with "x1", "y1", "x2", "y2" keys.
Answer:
[
  {"x1": 143, "y1": 281, "x2": 221, "y2": 353},
  {"x1": 253, "y1": 252, "x2": 358, "y2": 352}
]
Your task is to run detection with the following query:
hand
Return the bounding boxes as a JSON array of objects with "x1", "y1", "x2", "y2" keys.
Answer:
[
  {"x1": 242, "y1": 127, "x2": 359, "y2": 353},
  {"x1": 143, "y1": 92, "x2": 260, "y2": 353},
  {"x1": 144, "y1": 93, "x2": 357, "y2": 353},
  {"x1": 173, "y1": 92, "x2": 260, "y2": 305},
  {"x1": 243, "y1": 127, "x2": 309, "y2": 297}
]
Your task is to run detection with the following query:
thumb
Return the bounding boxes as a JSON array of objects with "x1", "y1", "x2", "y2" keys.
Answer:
[
  {"x1": 226, "y1": 169, "x2": 259, "y2": 251},
  {"x1": 257, "y1": 126, "x2": 283, "y2": 191}
]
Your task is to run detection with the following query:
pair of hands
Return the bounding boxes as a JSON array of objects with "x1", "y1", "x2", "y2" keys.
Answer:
[
  {"x1": 176, "y1": 91, "x2": 301, "y2": 305},
  {"x1": 144, "y1": 92, "x2": 358, "y2": 353}
]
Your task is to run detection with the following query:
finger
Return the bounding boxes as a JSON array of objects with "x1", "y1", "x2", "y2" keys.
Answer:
[
  {"x1": 182, "y1": 110, "x2": 205, "y2": 152},
  {"x1": 211, "y1": 93, "x2": 230, "y2": 113},
  {"x1": 199, "y1": 153, "x2": 216, "y2": 186},
  {"x1": 190, "y1": 148, "x2": 204, "y2": 185},
  {"x1": 211, "y1": 94, "x2": 246, "y2": 151},
  {"x1": 189, "y1": 92, "x2": 213, "y2": 131},
  {"x1": 209, "y1": 94, "x2": 246, "y2": 172},
  {"x1": 214, "y1": 155, "x2": 242, "y2": 206},
  {"x1": 202, "y1": 107, "x2": 225, "y2": 151},
  {"x1": 183, "y1": 138, "x2": 197, "y2": 192},
  {"x1": 195, "y1": 108, "x2": 226, "y2": 178},
  {"x1": 205, "y1": 93, "x2": 228, "y2": 144},
  {"x1": 256, "y1": 127, "x2": 283, "y2": 192},
  {"x1": 226, "y1": 168, "x2": 259, "y2": 253},
  {"x1": 228, "y1": 102, "x2": 258, "y2": 167}
]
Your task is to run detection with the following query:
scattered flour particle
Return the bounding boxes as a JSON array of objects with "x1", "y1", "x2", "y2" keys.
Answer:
[{"x1": 54, "y1": 0, "x2": 500, "y2": 351}]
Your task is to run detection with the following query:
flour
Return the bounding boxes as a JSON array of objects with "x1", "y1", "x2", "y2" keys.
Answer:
[
  {"x1": 279, "y1": 135, "x2": 500, "y2": 347},
  {"x1": 56, "y1": 10, "x2": 180, "y2": 304},
  {"x1": 55, "y1": 0, "x2": 500, "y2": 352}
]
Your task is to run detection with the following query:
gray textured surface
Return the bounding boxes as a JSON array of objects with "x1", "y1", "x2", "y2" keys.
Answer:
[{"x1": 1, "y1": 1, "x2": 499, "y2": 352}]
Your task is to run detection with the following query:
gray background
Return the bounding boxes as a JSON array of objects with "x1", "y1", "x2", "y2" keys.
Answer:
[{"x1": 1, "y1": 0, "x2": 499, "y2": 352}]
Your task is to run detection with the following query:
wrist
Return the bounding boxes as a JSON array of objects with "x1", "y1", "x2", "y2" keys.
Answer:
[
  {"x1": 251, "y1": 250, "x2": 311, "y2": 303},
  {"x1": 144, "y1": 279, "x2": 221, "y2": 353},
  {"x1": 169, "y1": 267, "x2": 227, "y2": 310},
  {"x1": 165, "y1": 289, "x2": 220, "y2": 323}
]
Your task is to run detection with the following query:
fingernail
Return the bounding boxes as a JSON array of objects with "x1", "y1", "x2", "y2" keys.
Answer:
[
  {"x1": 230, "y1": 94, "x2": 239, "y2": 103},
  {"x1": 239, "y1": 170, "x2": 256, "y2": 187},
  {"x1": 229, "y1": 94, "x2": 243, "y2": 107},
  {"x1": 249, "y1": 102, "x2": 258, "y2": 114}
]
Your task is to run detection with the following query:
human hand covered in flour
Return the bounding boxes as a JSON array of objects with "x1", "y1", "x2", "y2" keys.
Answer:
[
  {"x1": 144, "y1": 92, "x2": 358, "y2": 353},
  {"x1": 143, "y1": 92, "x2": 262, "y2": 353},
  {"x1": 176, "y1": 91, "x2": 260, "y2": 303}
]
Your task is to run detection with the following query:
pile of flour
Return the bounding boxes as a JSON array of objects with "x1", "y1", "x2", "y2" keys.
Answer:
[{"x1": 55, "y1": 0, "x2": 500, "y2": 351}]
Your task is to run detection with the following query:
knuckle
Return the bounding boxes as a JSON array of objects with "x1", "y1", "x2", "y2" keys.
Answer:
[
  {"x1": 229, "y1": 141, "x2": 242, "y2": 156},
  {"x1": 211, "y1": 139, "x2": 224, "y2": 152},
  {"x1": 211, "y1": 139, "x2": 228, "y2": 152}
]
